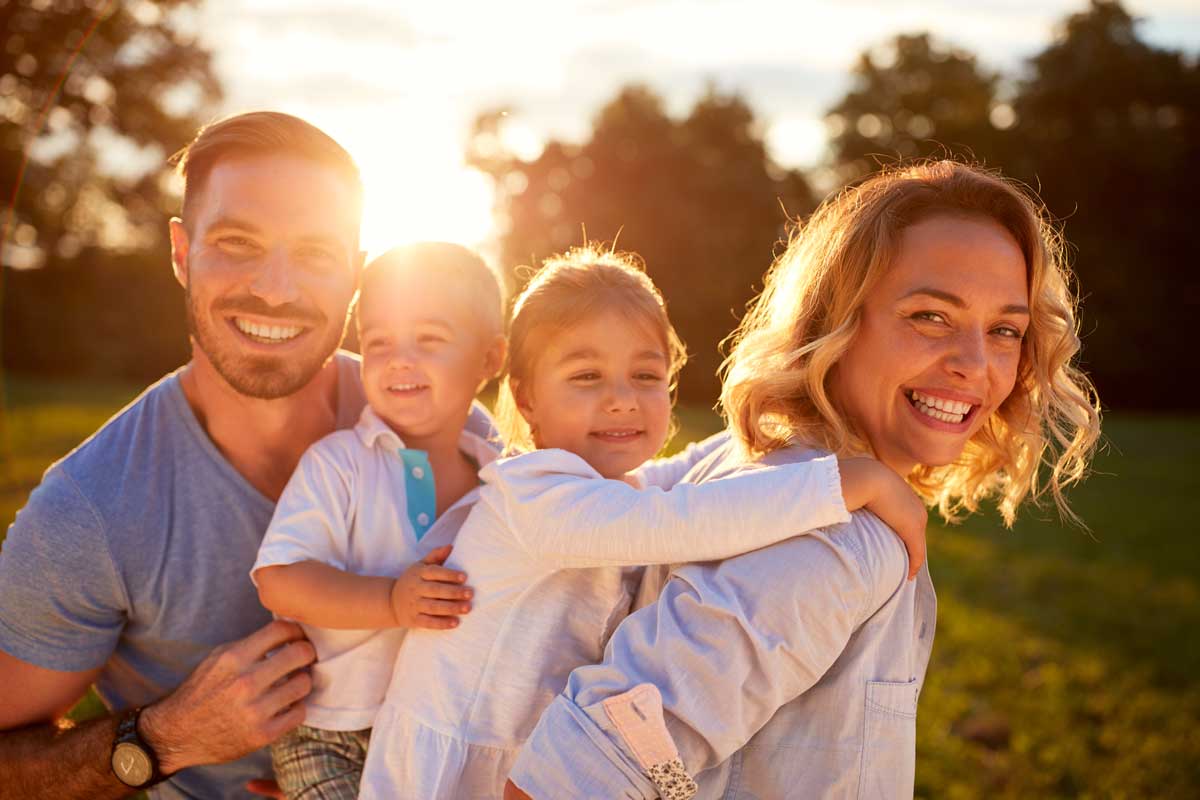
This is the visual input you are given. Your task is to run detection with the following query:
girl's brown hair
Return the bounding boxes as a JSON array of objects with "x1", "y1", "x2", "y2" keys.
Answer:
[{"x1": 495, "y1": 244, "x2": 687, "y2": 452}]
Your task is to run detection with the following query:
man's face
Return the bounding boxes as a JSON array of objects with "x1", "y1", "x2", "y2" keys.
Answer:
[{"x1": 170, "y1": 155, "x2": 363, "y2": 399}]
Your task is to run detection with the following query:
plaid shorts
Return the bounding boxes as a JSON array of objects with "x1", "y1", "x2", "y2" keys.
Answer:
[{"x1": 272, "y1": 724, "x2": 372, "y2": 800}]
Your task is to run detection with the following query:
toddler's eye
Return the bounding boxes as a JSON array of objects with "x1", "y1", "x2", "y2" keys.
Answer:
[{"x1": 570, "y1": 371, "x2": 601, "y2": 382}]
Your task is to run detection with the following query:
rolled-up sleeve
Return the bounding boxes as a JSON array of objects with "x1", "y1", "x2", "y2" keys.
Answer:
[{"x1": 509, "y1": 514, "x2": 908, "y2": 794}]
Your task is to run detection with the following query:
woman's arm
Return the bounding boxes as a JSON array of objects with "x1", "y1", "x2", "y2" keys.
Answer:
[{"x1": 506, "y1": 515, "x2": 910, "y2": 798}]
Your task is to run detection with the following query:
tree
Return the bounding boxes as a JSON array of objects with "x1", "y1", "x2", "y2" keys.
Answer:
[
  {"x1": 470, "y1": 84, "x2": 816, "y2": 405},
  {"x1": 825, "y1": 32, "x2": 1002, "y2": 185},
  {"x1": 1, "y1": 0, "x2": 221, "y2": 379},
  {"x1": 1004, "y1": 0, "x2": 1200, "y2": 408}
]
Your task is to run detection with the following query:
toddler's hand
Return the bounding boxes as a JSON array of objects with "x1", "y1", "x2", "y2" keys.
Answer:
[
  {"x1": 838, "y1": 457, "x2": 928, "y2": 579},
  {"x1": 390, "y1": 545, "x2": 473, "y2": 629}
]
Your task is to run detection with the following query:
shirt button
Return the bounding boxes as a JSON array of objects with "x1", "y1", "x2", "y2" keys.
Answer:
[
  {"x1": 417, "y1": 512, "x2": 430, "y2": 526},
  {"x1": 411, "y1": 466, "x2": 425, "y2": 480}
]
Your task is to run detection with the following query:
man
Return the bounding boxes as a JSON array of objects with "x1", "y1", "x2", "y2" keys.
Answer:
[{"x1": 0, "y1": 111, "x2": 487, "y2": 799}]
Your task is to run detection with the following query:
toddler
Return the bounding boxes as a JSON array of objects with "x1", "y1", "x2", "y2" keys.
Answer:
[{"x1": 251, "y1": 242, "x2": 506, "y2": 799}]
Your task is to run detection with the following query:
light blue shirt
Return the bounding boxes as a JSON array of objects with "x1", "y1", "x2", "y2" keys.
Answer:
[{"x1": 508, "y1": 439, "x2": 937, "y2": 799}]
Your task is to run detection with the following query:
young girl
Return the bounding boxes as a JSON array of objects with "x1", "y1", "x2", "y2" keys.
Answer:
[{"x1": 357, "y1": 245, "x2": 927, "y2": 799}]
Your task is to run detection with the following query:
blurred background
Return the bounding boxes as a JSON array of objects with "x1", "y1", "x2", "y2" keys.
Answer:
[{"x1": 2, "y1": 0, "x2": 1198, "y2": 796}]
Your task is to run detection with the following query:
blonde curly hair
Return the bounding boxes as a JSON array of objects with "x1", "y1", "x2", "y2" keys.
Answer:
[
  {"x1": 720, "y1": 161, "x2": 1101, "y2": 526},
  {"x1": 495, "y1": 244, "x2": 688, "y2": 453}
]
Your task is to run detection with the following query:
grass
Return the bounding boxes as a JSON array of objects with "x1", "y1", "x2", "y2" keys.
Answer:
[{"x1": 2, "y1": 375, "x2": 1198, "y2": 796}]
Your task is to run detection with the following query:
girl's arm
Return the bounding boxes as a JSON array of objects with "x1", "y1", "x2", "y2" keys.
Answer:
[
  {"x1": 493, "y1": 450, "x2": 926, "y2": 573},
  {"x1": 631, "y1": 431, "x2": 730, "y2": 490}
]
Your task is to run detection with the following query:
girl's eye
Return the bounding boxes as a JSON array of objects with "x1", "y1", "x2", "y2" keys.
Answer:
[{"x1": 635, "y1": 372, "x2": 664, "y2": 382}]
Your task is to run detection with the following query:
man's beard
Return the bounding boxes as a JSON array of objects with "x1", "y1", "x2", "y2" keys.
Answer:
[{"x1": 185, "y1": 286, "x2": 349, "y2": 400}]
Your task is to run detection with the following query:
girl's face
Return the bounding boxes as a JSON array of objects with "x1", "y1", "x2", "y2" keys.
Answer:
[
  {"x1": 830, "y1": 214, "x2": 1030, "y2": 475},
  {"x1": 517, "y1": 309, "x2": 672, "y2": 479}
]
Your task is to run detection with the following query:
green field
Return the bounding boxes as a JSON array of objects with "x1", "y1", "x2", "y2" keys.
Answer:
[{"x1": 2, "y1": 376, "x2": 1198, "y2": 797}]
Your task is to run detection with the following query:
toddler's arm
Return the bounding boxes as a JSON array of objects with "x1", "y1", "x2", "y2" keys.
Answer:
[
  {"x1": 250, "y1": 442, "x2": 471, "y2": 630},
  {"x1": 255, "y1": 547, "x2": 471, "y2": 631}
]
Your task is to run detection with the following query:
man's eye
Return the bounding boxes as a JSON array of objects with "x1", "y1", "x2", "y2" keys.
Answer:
[{"x1": 217, "y1": 236, "x2": 256, "y2": 251}]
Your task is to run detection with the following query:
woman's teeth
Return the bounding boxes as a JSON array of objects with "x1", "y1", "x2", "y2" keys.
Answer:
[
  {"x1": 908, "y1": 390, "x2": 974, "y2": 424},
  {"x1": 234, "y1": 318, "x2": 302, "y2": 342}
]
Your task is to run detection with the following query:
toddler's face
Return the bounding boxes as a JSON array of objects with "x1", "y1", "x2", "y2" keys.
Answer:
[
  {"x1": 359, "y1": 271, "x2": 501, "y2": 442},
  {"x1": 518, "y1": 310, "x2": 671, "y2": 479}
]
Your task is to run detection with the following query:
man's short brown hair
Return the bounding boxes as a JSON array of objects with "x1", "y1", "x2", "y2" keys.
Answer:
[{"x1": 169, "y1": 111, "x2": 363, "y2": 230}]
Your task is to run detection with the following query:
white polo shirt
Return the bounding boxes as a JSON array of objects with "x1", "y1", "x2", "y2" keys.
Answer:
[{"x1": 251, "y1": 405, "x2": 500, "y2": 731}]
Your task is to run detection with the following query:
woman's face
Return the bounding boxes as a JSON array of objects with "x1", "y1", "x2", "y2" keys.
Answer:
[{"x1": 831, "y1": 214, "x2": 1030, "y2": 475}]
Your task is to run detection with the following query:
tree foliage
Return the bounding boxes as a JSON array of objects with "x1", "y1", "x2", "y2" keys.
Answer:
[
  {"x1": 826, "y1": 32, "x2": 1002, "y2": 184},
  {"x1": 823, "y1": 1, "x2": 1198, "y2": 409},
  {"x1": 470, "y1": 84, "x2": 816, "y2": 404},
  {"x1": 2, "y1": 0, "x2": 220, "y2": 378}
]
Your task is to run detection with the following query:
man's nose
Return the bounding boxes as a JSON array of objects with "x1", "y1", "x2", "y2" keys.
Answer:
[{"x1": 248, "y1": 247, "x2": 301, "y2": 307}]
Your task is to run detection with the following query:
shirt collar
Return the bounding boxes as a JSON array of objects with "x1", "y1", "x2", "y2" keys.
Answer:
[{"x1": 354, "y1": 404, "x2": 503, "y2": 465}]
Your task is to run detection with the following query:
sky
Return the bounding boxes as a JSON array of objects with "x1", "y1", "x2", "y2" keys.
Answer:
[{"x1": 190, "y1": 0, "x2": 1200, "y2": 256}]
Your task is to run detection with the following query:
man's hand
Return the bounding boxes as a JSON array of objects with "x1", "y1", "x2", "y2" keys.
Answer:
[
  {"x1": 140, "y1": 620, "x2": 315, "y2": 774},
  {"x1": 389, "y1": 545, "x2": 473, "y2": 630}
]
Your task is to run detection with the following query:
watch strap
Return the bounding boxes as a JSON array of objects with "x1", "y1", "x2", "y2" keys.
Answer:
[{"x1": 111, "y1": 706, "x2": 165, "y2": 788}]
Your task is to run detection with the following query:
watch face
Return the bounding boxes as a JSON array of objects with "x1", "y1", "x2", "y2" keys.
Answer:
[{"x1": 112, "y1": 741, "x2": 154, "y2": 787}]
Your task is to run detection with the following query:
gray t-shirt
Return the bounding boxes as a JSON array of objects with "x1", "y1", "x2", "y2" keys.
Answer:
[{"x1": 0, "y1": 355, "x2": 371, "y2": 799}]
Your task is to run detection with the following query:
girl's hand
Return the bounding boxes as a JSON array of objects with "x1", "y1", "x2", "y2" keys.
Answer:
[
  {"x1": 837, "y1": 458, "x2": 928, "y2": 579},
  {"x1": 389, "y1": 545, "x2": 474, "y2": 629}
]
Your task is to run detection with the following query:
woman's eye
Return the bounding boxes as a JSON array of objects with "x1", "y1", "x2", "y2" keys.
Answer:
[
  {"x1": 910, "y1": 311, "x2": 947, "y2": 324},
  {"x1": 993, "y1": 325, "x2": 1025, "y2": 340}
]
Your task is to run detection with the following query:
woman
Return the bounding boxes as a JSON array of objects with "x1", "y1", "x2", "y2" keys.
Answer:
[{"x1": 503, "y1": 161, "x2": 1100, "y2": 799}]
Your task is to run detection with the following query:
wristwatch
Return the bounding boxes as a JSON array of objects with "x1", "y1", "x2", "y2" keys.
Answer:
[{"x1": 110, "y1": 707, "x2": 164, "y2": 789}]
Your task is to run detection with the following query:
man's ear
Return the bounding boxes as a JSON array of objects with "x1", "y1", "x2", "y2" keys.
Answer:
[
  {"x1": 168, "y1": 218, "x2": 190, "y2": 289},
  {"x1": 352, "y1": 249, "x2": 366, "y2": 290}
]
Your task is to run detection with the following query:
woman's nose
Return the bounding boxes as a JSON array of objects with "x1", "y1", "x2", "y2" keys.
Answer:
[{"x1": 945, "y1": 329, "x2": 988, "y2": 381}]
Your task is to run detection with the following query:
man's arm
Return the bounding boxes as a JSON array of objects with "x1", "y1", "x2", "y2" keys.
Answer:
[{"x1": 0, "y1": 621, "x2": 315, "y2": 800}]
